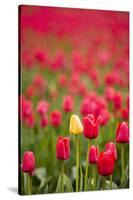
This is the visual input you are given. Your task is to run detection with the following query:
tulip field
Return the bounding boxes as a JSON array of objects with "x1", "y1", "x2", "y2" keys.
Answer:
[{"x1": 19, "y1": 5, "x2": 129, "y2": 195}]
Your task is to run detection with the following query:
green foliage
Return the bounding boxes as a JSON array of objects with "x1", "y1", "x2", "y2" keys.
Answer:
[
  {"x1": 119, "y1": 166, "x2": 129, "y2": 188},
  {"x1": 56, "y1": 173, "x2": 73, "y2": 193}
]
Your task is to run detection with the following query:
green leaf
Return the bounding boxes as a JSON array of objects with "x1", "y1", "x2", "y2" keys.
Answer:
[
  {"x1": 79, "y1": 166, "x2": 83, "y2": 191},
  {"x1": 56, "y1": 174, "x2": 62, "y2": 193},
  {"x1": 88, "y1": 178, "x2": 94, "y2": 190},
  {"x1": 120, "y1": 166, "x2": 129, "y2": 188},
  {"x1": 104, "y1": 180, "x2": 118, "y2": 190},
  {"x1": 24, "y1": 173, "x2": 27, "y2": 194},
  {"x1": 63, "y1": 174, "x2": 73, "y2": 192},
  {"x1": 34, "y1": 167, "x2": 46, "y2": 182},
  {"x1": 71, "y1": 166, "x2": 76, "y2": 180},
  {"x1": 38, "y1": 176, "x2": 52, "y2": 193},
  {"x1": 96, "y1": 175, "x2": 103, "y2": 190},
  {"x1": 44, "y1": 185, "x2": 49, "y2": 194}
]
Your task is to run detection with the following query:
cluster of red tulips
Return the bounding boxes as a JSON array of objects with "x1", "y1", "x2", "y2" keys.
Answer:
[
  {"x1": 21, "y1": 113, "x2": 129, "y2": 194},
  {"x1": 19, "y1": 6, "x2": 129, "y2": 195}
]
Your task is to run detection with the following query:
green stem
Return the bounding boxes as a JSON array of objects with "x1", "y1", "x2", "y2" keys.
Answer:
[
  {"x1": 121, "y1": 144, "x2": 124, "y2": 182},
  {"x1": 25, "y1": 173, "x2": 32, "y2": 195},
  {"x1": 110, "y1": 175, "x2": 112, "y2": 189},
  {"x1": 61, "y1": 160, "x2": 64, "y2": 192},
  {"x1": 84, "y1": 141, "x2": 90, "y2": 191},
  {"x1": 93, "y1": 165, "x2": 96, "y2": 190},
  {"x1": 76, "y1": 135, "x2": 79, "y2": 192},
  {"x1": 103, "y1": 176, "x2": 106, "y2": 190}
]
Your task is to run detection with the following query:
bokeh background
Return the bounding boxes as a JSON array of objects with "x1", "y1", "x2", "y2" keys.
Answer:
[{"x1": 20, "y1": 5, "x2": 129, "y2": 194}]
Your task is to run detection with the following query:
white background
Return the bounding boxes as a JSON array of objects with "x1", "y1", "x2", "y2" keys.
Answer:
[{"x1": 0, "y1": 0, "x2": 133, "y2": 199}]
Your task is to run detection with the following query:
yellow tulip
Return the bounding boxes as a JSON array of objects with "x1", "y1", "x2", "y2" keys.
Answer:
[{"x1": 70, "y1": 114, "x2": 83, "y2": 135}]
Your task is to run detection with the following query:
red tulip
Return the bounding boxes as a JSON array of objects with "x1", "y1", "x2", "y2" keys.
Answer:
[
  {"x1": 83, "y1": 114, "x2": 101, "y2": 139},
  {"x1": 116, "y1": 122, "x2": 129, "y2": 143},
  {"x1": 51, "y1": 51, "x2": 65, "y2": 70},
  {"x1": 89, "y1": 145, "x2": 99, "y2": 164},
  {"x1": 35, "y1": 49, "x2": 47, "y2": 65},
  {"x1": 105, "y1": 73, "x2": 115, "y2": 86},
  {"x1": 56, "y1": 136, "x2": 70, "y2": 160},
  {"x1": 98, "y1": 150, "x2": 115, "y2": 176},
  {"x1": 105, "y1": 142, "x2": 117, "y2": 160},
  {"x1": 21, "y1": 99, "x2": 33, "y2": 118},
  {"x1": 40, "y1": 116, "x2": 48, "y2": 127},
  {"x1": 121, "y1": 108, "x2": 129, "y2": 120},
  {"x1": 100, "y1": 109, "x2": 110, "y2": 126},
  {"x1": 80, "y1": 98, "x2": 91, "y2": 115},
  {"x1": 22, "y1": 151, "x2": 35, "y2": 174},
  {"x1": 62, "y1": 95, "x2": 73, "y2": 112},
  {"x1": 58, "y1": 74, "x2": 67, "y2": 87},
  {"x1": 78, "y1": 83, "x2": 87, "y2": 96},
  {"x1": 25, "y1": 113, "x2": 35, "y2": 128},
  {"x1": 37, "y1": 100, "x2": 50, "y2": 117},
  {"x1": 50, "y1": 110, "x2": 62, "y2": 127},
  {"x1": 80, "y1": 98, "x2": 97, "y2": 116},
  {"x1": 32, "y1": 74, "x2": 46, "y2": 94},
  {"x1": 104, "y1": 87, "x2": 115, "y2": 101},
  {"x1": 26, "y1": 84, "x2": 36, "y2": 98},
  {"x1": 113, "y1": 91, "x2": 122, "y2": 110}
]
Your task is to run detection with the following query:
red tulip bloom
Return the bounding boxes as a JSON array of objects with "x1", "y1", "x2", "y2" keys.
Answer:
[
  {"x1": 37, "y1": 100, "x2": 50, "y2": 117},
  {"x1": 80, "y1": 98, "x2": 91, "y2": 115},
  {"x1": 40, "y1": 116, "x2": 48, "y2": 128},
  {"x1": 105, "y1": 142, "x2": 117, "y2": 160},
  {"x1": 56, "y1": 136, "x2": 70, "y2": 160},
  {"x1": 26, "y1": 84, "x2": 36, "y2": 98},
  {"x1": 35, "y1": 49, "x2": 47, "y2": 65},
  {"x1": 105, "y1": 87, "x2": 115, "y2": 101},
  {"x1": 21, "y1": 99, "x2": 33, "y2": 118},
  {"x1": 100, "y1": 109, "x2": 110, "y2": 126},
  {"x1": 116, "y1": 122, "x2": 129, "y2": 143},
  {"x1": 58, "y1": 74, "x2": 67, "y2": 87},
  {"x1": 80, "y1": 98, "x2": 97, "y2": 116},
  {"x1": 113, "y1": 91, "x2": 122, "y2": 110},
  {"x1": 32, "y1": 74, "x2": 46, "y2": 94},
  {"x1": 98, "y1": 150, "x2": 115, "y2": 176},
  {"x1": 22, "y1": 151, "x2": 35, "y2": 174},
  {"x1": 83, "y1": 114, "x2": 101, "y2": 139},
  {"x1": 62, "y1": 95, "x2": 73, "y2": 112},
  {"x1": 105, "y1": 73, "x2": 115, "y2": 86},
  {"x1": 50, "y1": 110, "x2": 62, "y2": 127},
  {"x1": 121, "y1": 108, "x2": 129, "y2": 120},
  {"x1": 51, "y1": 51, "x2": 65, "y2": 70},
  {"x1": 89, "y1": 145, "x2": 99, "y2": 164},
  {"x1": 25, "y1": 113, "x2": 35, "y2": 128}
]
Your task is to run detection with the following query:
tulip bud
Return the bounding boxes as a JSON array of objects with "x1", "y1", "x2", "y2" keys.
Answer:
[
  {"x1": 100, "y1": 109, "x2": 110, "y2": 126},
  {"x1": 98, "y1": 150, "x2": 115, "y2": 176},
  {"x1": 80, "y1": 98, "x2": 91, "y2": 115},
  {"x1": 62, "y1": 95, "x2": 73, "y2": 112},
  {"x1": 36, "y1": 100, "x2": 50, "y2": 117},
  {"x1": 22, "y1": 99, "x2": 33, "y2": 118},
  {"x1": 105, "y1": 142, "x2": 117, "y2": 160},
  {"x1": 121, "y1": 108, "x2": 129, "y2": 120},
  {"x1": 40, "y1": 115, "x2": 48, "y2": 127},
  {"x1": 116, "y1": 122, "x2": 129, "y2": 143},
  {"x1": 25, "y1": 113, "x2": 35, "y2": 128},
  {"x1": 89, "y1": 145, "x2": 99, "y2": 164},
  {"x1": 83, "y1": 114, "x2": 101, "y2": 139},
  {"x1": 22, "y1": 151, "x2": 35, "y2": 174},
  {"x1": 56, "y1": 136, "x2": 70, "y2": 160},
  {"x1": 104, "y1": 87, "x2": 115, "y2": 101},
  {"x1": 113, "y1": 91, "x2": 122, "y2": 110},
  {"x1": 50, "y1": 110, "x2": 62, "y2": 127},
  {"x1": 70, "y1": 114, "x2": 83, "y2": 135}
]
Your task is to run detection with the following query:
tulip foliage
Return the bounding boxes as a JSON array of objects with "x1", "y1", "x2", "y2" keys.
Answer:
[{"x1": 19, "y1": 6, "x2": 129, "y2": 195}]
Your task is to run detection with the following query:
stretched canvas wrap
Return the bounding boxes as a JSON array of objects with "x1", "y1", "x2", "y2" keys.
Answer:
[{"x1": 19, "y1": 5, "x2": 129, "y2": 195}]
